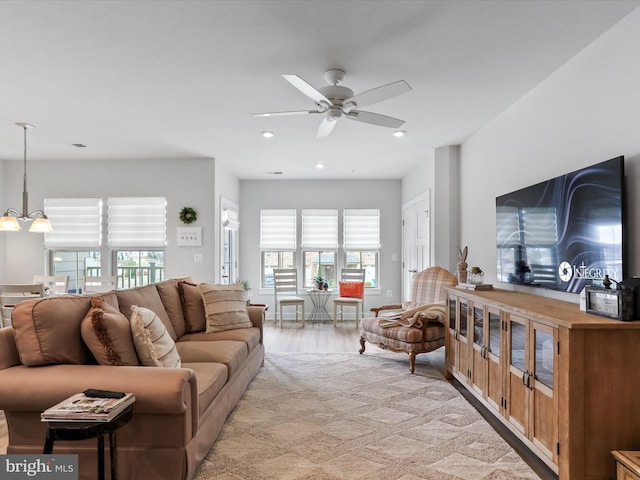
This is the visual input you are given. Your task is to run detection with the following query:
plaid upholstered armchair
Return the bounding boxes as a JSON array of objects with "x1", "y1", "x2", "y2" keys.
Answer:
[{"x1": 359, "y1": 266, "x2": 457, "y2": 373}]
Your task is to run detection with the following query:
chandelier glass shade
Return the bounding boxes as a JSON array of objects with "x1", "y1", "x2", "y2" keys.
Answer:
[{"x1": 0, "y1": 123, "x2": 52, "y2": 233}]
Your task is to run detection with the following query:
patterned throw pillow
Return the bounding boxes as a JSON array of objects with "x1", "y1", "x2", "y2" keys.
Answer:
[
  {"x1": 199, "y1": 283, "x2": 252, "y2": 333},
  {"x1": 130, "y1": 305, "x2": 181, "y2": 368},
  {"x1": 81, "y1": 297, "x2": 140, "y2": 366},
  {"x1": 339, "y1": 281, "x2": 364, "y2": 299}
]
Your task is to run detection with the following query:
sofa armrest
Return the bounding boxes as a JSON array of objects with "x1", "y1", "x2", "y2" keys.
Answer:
[
  {"x1": 0, "y1": 326, "x2": 21, "y2": 370},
  {"x1": 0, "y1": 364, "x2": 197, "y2": 420},
  {"x1": 370, "y1": 304, "x2": 403, "y2": 317},
  {"x1": 247, "y1": 306, "x2": 265, "y2": 344},
  {"x1": 247, "y1": 306, "x2": 265, "y2": 329}
]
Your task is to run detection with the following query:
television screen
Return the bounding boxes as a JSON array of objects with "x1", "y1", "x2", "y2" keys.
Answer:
[{"x1": 496, "y1": 157, "x2": 625, "y2": 293}]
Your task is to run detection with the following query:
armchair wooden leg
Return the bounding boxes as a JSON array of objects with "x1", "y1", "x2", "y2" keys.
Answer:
[
  {"x1": 409, "y1": 352, "x2": 416, "y2": 374},
  {"x1": 359, "y1": 336, "x2": 366, "y2": 354}
]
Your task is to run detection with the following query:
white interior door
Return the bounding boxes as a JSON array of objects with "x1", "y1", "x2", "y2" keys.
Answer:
[
  {"x1": 221, "y1": 198, "x2": 239, "y2": 285},
  {"x1": 402, "y1": 192, "x2": 430, "y2": 301}
]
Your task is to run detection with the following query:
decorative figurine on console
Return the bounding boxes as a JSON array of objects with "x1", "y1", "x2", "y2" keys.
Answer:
[{"x1": 457, "y1": 246, "x2": 468, "y2": 284}]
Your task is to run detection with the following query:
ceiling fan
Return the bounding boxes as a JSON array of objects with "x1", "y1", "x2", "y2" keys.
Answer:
[{"x1": 253, "y1": 69, "x2": 412, "y2": 138}]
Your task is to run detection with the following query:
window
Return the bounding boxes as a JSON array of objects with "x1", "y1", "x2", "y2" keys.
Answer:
[
  {"x1": 115, "y1": 250, "x2": 165, "y2": 289},
  {"x1": 44, "y1": 198, "x2": 102, "y2": 293},
  {"x1": 108, "y1": 197, "x2": 167, "y2": 288},
  {"x1": 344, "y1": 209, "x2": 380, "y2": 288},
  {"x1": 345, "y1": 251, "x2": 378, "y2": 287},
  {"x1": 260, "y1": 209, "x2": 296, "y2": 288},
  {"x1": 304, "y1": 251, "x2": 336, "y2": 288},
  {"x1": 259, "y1": 207, "x2": 382, "y2": 291},
  {"x1": 261, "y1": 251, "x2": 295, "y2": 287},
  {"x1": 302, "y1": 209, "x2": 338, "y2": 287}
]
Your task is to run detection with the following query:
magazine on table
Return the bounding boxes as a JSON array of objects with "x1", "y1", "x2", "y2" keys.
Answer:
[{"x1": 41, "y1": 392, "x2": 135, "y2": 422}]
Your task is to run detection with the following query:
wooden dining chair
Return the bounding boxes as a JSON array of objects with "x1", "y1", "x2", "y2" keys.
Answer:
[
  {"x1": 333, "y1": 268, "x2": 365, "y2": 327},
  {"x1": 33, "y1": 275, "x2": 69, "y2": 295},
  {"x1": 0, "y1": 283, "x2": 45, "y2": 327},
  {"x1": 273, "y1": 268, "x2": 305, "y2": 328}
]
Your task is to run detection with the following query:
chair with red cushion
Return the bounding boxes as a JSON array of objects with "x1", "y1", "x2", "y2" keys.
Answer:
[
  {"x1": 333, "y1": 268, "x2": 365, "y2": 327},
  {"x1": 359, "y1": 266, "x2": 457, "y2": 373}
]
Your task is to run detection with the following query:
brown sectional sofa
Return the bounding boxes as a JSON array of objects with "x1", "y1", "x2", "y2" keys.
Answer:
[{"x1": 0, "y1": 278, "x2": 265, "y2": 480}]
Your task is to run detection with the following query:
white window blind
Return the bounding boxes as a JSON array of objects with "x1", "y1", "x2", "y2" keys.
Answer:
[
  {"x1": 260, "y1": 209, "x2": 296, "y2": 250},
  {"x1": 44, "y1": 198, "x2": 102, "y2": 248},
  {"x1": 343, "y1": 209, "x2": 380, "y2": 249},
  {"x1": 108, "y1": 197, "x2": 166, "y2": 248},
  {"x1": 302, "y1": 209, "x2": 338, "y2": 249}
]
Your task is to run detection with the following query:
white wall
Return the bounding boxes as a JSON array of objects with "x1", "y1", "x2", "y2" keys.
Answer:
[
  {"x1": 1, "y1": 157, "x2": 217, "y2": 283},
  {"x1": 401, "y1": 150, "x2": 434, "y2": 205},
  {"x1": 459, "y1": 8, "x2": 640, "y2": 302},
  {"x1": 239, "y1": 179, "x2": 402, "y2": 318}
]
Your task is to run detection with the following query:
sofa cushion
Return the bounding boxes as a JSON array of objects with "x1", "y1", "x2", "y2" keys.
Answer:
[
  {"x1": 12, "y1": 295, "x2": 93, "y2": 366},
  {"x1": 155, "y1": 278, "x2": 191, "y2": 339},
  {"x1": 176, "y1": 340, "x2": 247, "y2": 379},
  {"x1": 81, "y1": 297, "x2": 140, "y2": 366},
  {"x1": 117, "y1": 284, "x2": 177, "y2": 341},
  {"x1": 178, "y1": 327, "x2": 261, "y2": 354},
  {"x1": 182, "y1": 362, "x2": 228, "y2": 417},
  {"x1": 178, "y1": 281, "x2": 206, "y2": 333},
  {"x1": 360, "y1": 316, "x2": 445, "y2": 343},
  {"x1": 199, "y1": 283, "x2": 252, "y2": 333},
  {"x1": 130, "y1": 305, "x2": 181, "y2": 368}
]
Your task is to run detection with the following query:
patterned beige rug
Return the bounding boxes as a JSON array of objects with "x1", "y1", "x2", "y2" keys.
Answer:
[{"x1": 194, "y1": 352, "x2": 541, "y2": 480}]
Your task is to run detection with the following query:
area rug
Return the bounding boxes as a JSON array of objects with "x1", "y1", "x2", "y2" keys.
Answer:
[{"x1": 193, "y1": 352, "x2": 541, "y2": 480}]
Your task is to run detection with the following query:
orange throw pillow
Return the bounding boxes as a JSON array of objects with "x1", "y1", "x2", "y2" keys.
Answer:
[{"x1": 339, "y1": 281, "x2": 364, "y2": 298}]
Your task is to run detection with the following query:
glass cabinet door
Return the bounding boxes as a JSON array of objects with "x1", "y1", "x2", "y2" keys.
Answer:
[
  {"x1": 459, "y1": 300, "x2": 468, "y2": 339},
  {"x1": 510, "y1": 320, "x2": 526, "y2": 372},
  {"x1": 449, "y1": 297, "x2": 457, "y2": 331},
  {"x1": 534, "y1": 329, "x2": 554, "y2": 389},
  {"x1": 473, "y1": 305, "x2": 484, "y2": 347},
  {"x1": 489, "y1": 310, "x2": 501, "y2": 358}
]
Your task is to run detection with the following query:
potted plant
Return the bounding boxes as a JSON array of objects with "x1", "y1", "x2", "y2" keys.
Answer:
[
  {"x1": 236, "y1": 280, "x2": 251, "y2": 305},
  {"x1": 312, "y1": 274, "x2": 326, "y2": 290}
]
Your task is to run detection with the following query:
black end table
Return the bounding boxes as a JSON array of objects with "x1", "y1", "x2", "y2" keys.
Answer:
[{"x1": 43, "y1": 405, "x2": 133, "y2": 480}]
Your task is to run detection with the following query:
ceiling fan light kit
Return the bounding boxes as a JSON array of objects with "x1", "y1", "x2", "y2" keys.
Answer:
[{"x1": 253, "y1": 69, "x2": 411, "y2": 138}]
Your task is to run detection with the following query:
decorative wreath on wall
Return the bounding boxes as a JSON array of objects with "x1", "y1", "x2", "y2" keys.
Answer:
[{"x1": 179, "y1": 206, "x2": 198, "y2": 224}]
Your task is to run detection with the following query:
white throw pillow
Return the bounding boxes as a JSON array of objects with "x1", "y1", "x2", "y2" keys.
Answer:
[{"x1": 130, "y1": 305, "x2": 181, "y2": 368}]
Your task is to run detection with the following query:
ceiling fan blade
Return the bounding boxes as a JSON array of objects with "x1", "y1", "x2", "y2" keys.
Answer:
[
  {"x1": 283, "y1": 74, "x2": 331, "y2": 105},
  {"x1": 346, "y1": 110, "x2": 405, "y2": 128},
  {"x1": 252, "y1": 110, "x2": 320, "y2": 117},
  {"x1": 345, "y1": 80, "x2": 412, "y2": 109},
  {"x1": 317, "y1": 117, "x2": 338, "y2": 138}
]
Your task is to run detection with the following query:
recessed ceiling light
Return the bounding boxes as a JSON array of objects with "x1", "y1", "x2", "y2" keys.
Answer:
[
  {"x1": 393, "y1": 130, "x2": 405, "y2": 137},
  {"x1": 262, "y1": 131, "x2": 274, "y2": 138},
  {"x1": 315, "y1": 162, "x2": 324, "y2": 169}
]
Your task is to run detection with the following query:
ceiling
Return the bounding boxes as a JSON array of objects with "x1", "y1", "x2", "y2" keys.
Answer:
[{"x1": 1, "y1": 0, "x2": 638, "y2": 180}]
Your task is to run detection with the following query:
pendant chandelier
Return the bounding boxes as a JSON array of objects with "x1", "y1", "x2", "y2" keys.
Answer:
[{"x1": 0, "y1": 122, "x2": 52, "y2": 233}]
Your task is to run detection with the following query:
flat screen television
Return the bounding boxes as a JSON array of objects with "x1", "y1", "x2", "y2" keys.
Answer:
[{"x1": 496, "y1": 156, "x2": 625, "y2": 294}]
